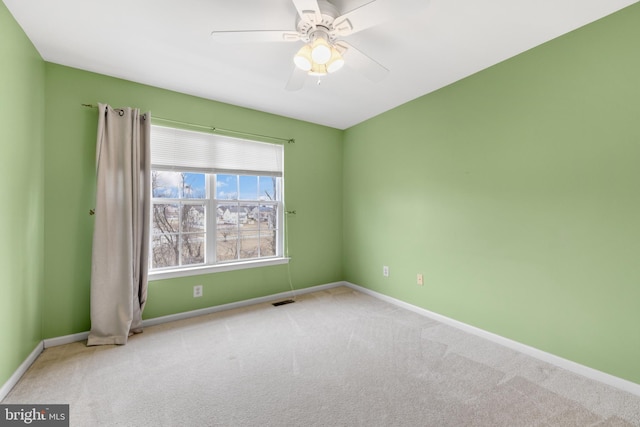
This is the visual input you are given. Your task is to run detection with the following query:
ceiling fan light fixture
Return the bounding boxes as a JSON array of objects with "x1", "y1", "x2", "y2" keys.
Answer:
[{"x1": 293, "y1": 44, "x2": 312, "y2": 71}]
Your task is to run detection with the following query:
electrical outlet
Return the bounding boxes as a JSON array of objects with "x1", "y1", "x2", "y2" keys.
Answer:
[
  {"x1": 193, "y1": 285, "x2": 203, "y2": 298},
  {"x1": 417, "y1": 274, "x2": 424, "y2": 286},
  {"x1": 383, "y1": 266, "x2": 389, "y2": 277}
]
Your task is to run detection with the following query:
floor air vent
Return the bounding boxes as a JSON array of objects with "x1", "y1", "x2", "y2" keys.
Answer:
[{"x1": 272, "y1": 299, "x2": 295, "y2": 307}]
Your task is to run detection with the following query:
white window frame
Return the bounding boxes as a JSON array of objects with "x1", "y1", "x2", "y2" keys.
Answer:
[{"x1": 148, "y1": 125, "x2": 288, "y2": 280}]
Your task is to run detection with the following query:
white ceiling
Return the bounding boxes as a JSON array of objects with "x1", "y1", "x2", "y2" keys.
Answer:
[{"x1": 4, "y1": 0, "x2": 638, "y2": 129}]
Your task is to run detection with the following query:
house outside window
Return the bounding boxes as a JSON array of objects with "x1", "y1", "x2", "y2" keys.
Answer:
[{"x1": 149, "y1": 125, "x2": 286, "y2": 279}]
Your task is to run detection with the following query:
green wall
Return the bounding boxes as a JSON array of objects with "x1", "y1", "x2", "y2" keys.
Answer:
[
  {"x1": 343, "y1": 3, "x2": 640, "y2": 384},
  {"x1": 43, "y1": 64, "x2": 343, "y2": 337},
  {"x1": 0, "y1": 2, "x2": 45, "y2": 388}
]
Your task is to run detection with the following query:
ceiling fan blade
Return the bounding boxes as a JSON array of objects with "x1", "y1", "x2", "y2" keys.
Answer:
[
  {"x1": 291, "y1": 0, "x2": 321, "y2": 23},
  {"x1": 336, "y1": 41, "x2": 389, "y2": 83},
  {"x1": 333, "y1": 0, "x2": 394, "y2": 36},
  {"x1": 211, "y1": 30, "x2": 300, "y2": 43},
  {"x1": 285, "y1": 67, "x2": 307, "y2": 91}
]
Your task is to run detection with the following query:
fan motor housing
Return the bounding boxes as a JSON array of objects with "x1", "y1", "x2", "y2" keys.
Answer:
[{"x1": 296, "y1": 0, "x2": 340, "y2": 42}]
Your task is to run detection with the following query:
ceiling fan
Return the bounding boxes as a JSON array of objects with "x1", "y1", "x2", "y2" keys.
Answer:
[{"x1": 210, "y1": 0, "x2": 396, "y2": 90}]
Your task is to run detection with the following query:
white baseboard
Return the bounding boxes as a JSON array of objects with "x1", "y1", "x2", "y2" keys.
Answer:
[
  {"x1": 43, "y1": 282, "x2": 344, "y2": 344},
  {"x1": 0, "y1": 342, "x2": 44, "y2": 402},
  {"x1": 43, "y1": 331, "x2": 90, "y2": 349},
  {"x1": 142, "y1": 281, "x2": 343, "y2": 327},
  {"x1": 37, "y1": 281, "x2": 347, "y2": 346},
  {"x1": 344, "y1": 281, "x2": 640, "y2": 397}
]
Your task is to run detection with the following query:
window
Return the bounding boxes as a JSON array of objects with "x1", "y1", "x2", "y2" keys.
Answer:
[
  {"x1": 150, "y1": 125, "x2": 285, "y2": 278},
  {"x1": 215, "y1": 174, "x2": 280, "y2": 262},
  {"x1": 151, "y1": 171, "x2": 207, "y2": 269}
]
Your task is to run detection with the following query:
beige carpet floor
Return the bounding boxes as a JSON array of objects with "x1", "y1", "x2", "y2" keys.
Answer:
[{"x1": 3, "y1": 286, "x2": 640, "y2": 426}]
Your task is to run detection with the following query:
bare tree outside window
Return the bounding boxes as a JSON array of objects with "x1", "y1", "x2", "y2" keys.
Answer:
[{"x1": 151, "y1": 171, "x2": 205, "y2": 269}]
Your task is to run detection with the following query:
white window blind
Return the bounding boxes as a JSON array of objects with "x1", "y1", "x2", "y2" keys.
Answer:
[{"x1": 151, "y1": 125, "x2": 283, "y2": 176}]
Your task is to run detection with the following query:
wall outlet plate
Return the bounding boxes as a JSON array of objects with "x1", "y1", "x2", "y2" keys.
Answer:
[
  {"x1": 193, "y1": 285, "x2": 203, "y2": 298},
  {"x1": 383, "y1": 266, "x2": 389, "y2": 277}
]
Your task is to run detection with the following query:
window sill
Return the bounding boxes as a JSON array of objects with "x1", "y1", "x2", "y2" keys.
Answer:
[{"x1": 148, "y1": 257, "x2": 290, "y2": 281}]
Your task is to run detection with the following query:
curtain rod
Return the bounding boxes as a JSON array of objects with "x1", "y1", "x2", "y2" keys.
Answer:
[{"x1": 81, "y1": 104, "x2": 295, "y2": 144}]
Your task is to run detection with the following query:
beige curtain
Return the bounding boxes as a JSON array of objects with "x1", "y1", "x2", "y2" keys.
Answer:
[{"x1": 87, "y1": 103, "x2": 151, "y2": 346}]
